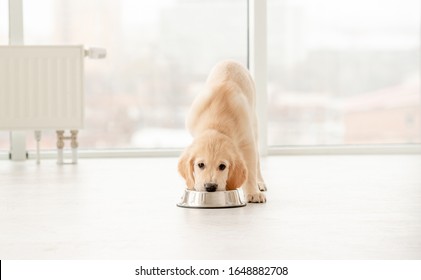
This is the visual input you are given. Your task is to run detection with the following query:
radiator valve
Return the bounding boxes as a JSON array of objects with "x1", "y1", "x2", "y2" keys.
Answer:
[{"x1": 84, "y1": 47, "x2": 106, "y2": 59}]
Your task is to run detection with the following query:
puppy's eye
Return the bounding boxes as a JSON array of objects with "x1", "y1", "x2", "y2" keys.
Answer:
[
  {"x1": 218, "y1": 164, "x2": 226, "y2": 171},
  {"x1": 198, "y1": 163, "x2": 205, "y2": 169}
]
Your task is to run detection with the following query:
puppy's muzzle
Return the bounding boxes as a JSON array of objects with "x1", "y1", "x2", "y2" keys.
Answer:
[{"x1": 204, "y1": 183, "x2": 218, "y2": 192}]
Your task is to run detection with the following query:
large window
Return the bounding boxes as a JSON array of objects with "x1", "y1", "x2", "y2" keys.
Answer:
[
  {"x1": 23, "y1": 0, "x2": 247, "y2": 150},
  {"x1": 268, "y1": 0, "x2": 421, "y2": 146},
  {"x1": 1, "y1": 0, "x2": 420, "y2": 155}
]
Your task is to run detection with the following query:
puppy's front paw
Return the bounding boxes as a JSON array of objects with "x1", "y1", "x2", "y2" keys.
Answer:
[
  {"x1": 258, "y1": 181, "x2": 267, "y2": 192},
  {"x1": 246, "y1": 192, "x2": 266, "y2": 203}
]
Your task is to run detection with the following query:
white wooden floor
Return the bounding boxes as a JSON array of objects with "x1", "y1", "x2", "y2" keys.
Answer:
[{"x1": 0, "y1": 155, "x2": 420, "y2": 259}]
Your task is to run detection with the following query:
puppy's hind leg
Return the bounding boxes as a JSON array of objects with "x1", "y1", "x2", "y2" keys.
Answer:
[
  {"x1": 253, "y1": 112, "x2": 267, "y2": 192},
  {"x1": 243, "y1": 143, "x2": 266, "y2": 203},
  {"x1": 257, "y1": 157, "x2": 267, "y2": 192}
]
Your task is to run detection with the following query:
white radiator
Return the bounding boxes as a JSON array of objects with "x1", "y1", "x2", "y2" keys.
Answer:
[
  {"x1": 0, "y1": 46, "x2": 84, "y2": 130},
  {"x1": 0, "y1": 45, "x2": 105, "y2": 163}
]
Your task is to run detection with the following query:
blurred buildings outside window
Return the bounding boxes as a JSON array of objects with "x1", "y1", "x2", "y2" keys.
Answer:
[
  {"x1": 1, "y1": 0, "x2": 420, "y2": 152},
  {"x1": 22, "y1": 0, "x2": 247, "y2": 150},
  {"x1": 268, "y1": 0, "x2": 420, "y2": 146}
]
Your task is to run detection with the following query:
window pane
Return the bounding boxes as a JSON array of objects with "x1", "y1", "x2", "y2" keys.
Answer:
[
  {"x1": 0, "y1": 0, "x2": 6, "y2": 43},
  {"x1": 24, "y1": 0, "x2": 247, "y2": 149},
  {"x1": 268, "y1": 0, "x2": 420, "y2": 146},
  {"x1": 0, "y1": 0, "x2": 7, "y2": 150}
]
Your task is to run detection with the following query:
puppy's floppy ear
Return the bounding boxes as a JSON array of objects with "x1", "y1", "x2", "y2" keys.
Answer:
[
  {"x1": 226, "y1": 156, "x2": 247, "y2": 190},
  {"x1": 178, "y1": 148, "x2": 195, "y2": 189}
]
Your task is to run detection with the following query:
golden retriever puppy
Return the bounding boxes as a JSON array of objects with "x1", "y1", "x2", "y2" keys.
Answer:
[{"x1": 178, "y1": 60, "x2": 266, "y2": 203}]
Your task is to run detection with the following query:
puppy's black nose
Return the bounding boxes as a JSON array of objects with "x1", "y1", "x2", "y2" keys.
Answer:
[{"x1": 205, "y1": 183, "x2": 218, "y2": 192}]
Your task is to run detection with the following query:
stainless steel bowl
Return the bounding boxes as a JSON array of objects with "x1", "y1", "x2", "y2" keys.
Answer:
[{"x1": 177, "y1": 189, "x2": 246, "y2": 209}]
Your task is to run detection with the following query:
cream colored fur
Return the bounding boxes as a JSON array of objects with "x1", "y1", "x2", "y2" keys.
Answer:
[{"x1": 178, "y1": 60, "x2": 266, "y2": 203}]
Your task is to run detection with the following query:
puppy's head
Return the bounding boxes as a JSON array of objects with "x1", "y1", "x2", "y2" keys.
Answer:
[{"x1": 178, "y1": 130, "x2": 247, "y2": 192}]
